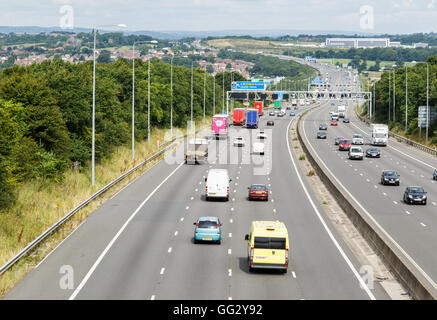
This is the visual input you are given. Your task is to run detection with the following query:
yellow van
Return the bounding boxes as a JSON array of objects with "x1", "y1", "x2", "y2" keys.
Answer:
[{"x1": 244, "y1": 221, "x2": 289, "y2": 273}]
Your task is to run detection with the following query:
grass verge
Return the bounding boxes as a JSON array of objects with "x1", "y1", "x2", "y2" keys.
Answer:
[{"x1": 0, "y1": 118, "x2": 210, "y2": 297}]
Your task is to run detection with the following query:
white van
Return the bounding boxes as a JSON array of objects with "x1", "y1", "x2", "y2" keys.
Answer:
[{"x1": 205, "y1": 169, "x2": 231, "y2": 201}]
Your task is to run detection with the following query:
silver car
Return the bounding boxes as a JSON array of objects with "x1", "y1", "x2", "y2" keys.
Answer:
[
  {"x1": 348, "y1": 147, "x2": 364, "y2": 160},
  {"x1": 352, "y1": 134, "x2": 364, "y2": 145}
]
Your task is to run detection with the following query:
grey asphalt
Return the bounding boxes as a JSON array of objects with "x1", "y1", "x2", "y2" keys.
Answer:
[
  {"x1": 302, "y1": 67, "x2": 437, "y2": 287},
  {"x1": 5, "y1": 68, "x2": 389, "y2": 300}
]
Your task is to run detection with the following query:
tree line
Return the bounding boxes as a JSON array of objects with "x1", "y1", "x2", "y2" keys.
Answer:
[
  {"x1": 217, "y1": 50, "x2": 317, "y2": 78},
  {"x1": 370, "y1": 55, "x2": 437, "y2": 142},
  {"x1": 287, "y1": 47, "x2": 437, "y2": 66},
  {"x1": 0, "y1": 58, "x2": 244, "y2": 209}
]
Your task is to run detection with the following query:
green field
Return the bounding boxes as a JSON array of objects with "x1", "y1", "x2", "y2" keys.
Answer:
[{"x1": 319, "y1": 58, "x2": 417, "y2": 69}]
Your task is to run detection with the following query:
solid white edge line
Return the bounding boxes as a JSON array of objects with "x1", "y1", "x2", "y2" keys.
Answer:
[
  {"x1": 292, "y1": 114, "x2": 376, "y2": 300},
  {"x1": 35, "y1": 220, "x2": 86, "y2": 269},
  {"x1": 303, "y1": 108, "x2": 437, "y2": 294},
  {"x1": 350, "y1": 119, "x2": 435, "y2": 170},
  {"x1": 68, "y1": 161, "x2": 185, "y2": 300}
]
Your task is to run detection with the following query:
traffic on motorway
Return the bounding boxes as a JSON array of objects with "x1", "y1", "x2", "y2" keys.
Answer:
[
  {"x1": 302, "y1": 63, "x2": 437, "y2": 295},
  {"x1": 314, "y1": 101, "x2": 431, "y2": 205},
  {"x1": 194, "y1": 100, "x2": 315, "y2": 274}
]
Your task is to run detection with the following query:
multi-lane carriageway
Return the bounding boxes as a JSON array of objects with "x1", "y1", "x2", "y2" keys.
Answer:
[
  {"x1": 6, "y1": 103, "x2": 391, "y2": 299},
  {"x1": 303, "y1": 95, "x2": 437, "y2": 290}
]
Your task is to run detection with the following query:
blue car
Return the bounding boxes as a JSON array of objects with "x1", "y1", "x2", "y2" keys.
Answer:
[
  {"x1": 194, "y1": 217, "x2": 222, "y2": 244},
  {"x1": 289, "y1": 112, "x2": 295, "y2": 116},
  {"x1": 433, "y1": 169, "x2": 437, "y2": 181}
]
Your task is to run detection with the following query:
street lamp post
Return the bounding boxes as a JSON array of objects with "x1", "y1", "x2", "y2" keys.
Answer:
[
  {"x1": 388, "y1": 71, "x2": 391, "y2": 122},
  {"x1": 213, "y1": 74, "x2": 215, "y2": 115},
  {"x1": 148, "y1": 59, "x2": 151, "y2": 143},
  {"x1": 222, "y1": 71, "x2": 225, "y2": 113},
  {"x1": 405, "y1": 66, "x2": 408, "y2": 135},
  {"x1": 190, "y1": 62, "x2": 193, "y2": 127},
  {"x1": 426, "y1": 63, "x2": 429, "y2": 143},
  {"x1": 132, "y1": 39, "x2": 157, "y2": 160},
  {"x1": 393, "y1": 70, "x2": 396, "y2": 122},
  {"x1": 91, "y1": 24, "x2": 126, "y2": 186},
  {"x1": 170, "y1": 57, "x2": 173, "y2": 137},
  {"x1": 203, "y1": 66, "x2": 206, "y2": 126}
]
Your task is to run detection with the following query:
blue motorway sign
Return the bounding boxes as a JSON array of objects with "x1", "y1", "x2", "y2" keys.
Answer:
[{"x1": 231, "y1": 81, "x2": 265, "y2": 91}]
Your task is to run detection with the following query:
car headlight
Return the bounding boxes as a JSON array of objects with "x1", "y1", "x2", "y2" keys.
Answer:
[
  {"x1": 395, "y1": 178, "x2": 399, "y2": 181},
  {"x1": 384, "y1": 178, "x2": 389, "y2": 181},
  {"x1": 422, "y1": 195, "x2": 427, "y2": 199},
  {"x1": 408, "y1": 195, "x2": 413, "y2": 198}
]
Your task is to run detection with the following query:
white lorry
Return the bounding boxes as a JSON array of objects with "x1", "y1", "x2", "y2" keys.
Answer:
[
  {"x1": 370, "y1": 124, "x2": 389, "y2": 146},
  {"x1": 337, "y1": 105, "x2": 346, "y2": 118}
]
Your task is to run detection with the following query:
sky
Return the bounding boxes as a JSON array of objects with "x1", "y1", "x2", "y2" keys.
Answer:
[{"x1": 0, "y1": 0, "x2": 436, "y2": 34}]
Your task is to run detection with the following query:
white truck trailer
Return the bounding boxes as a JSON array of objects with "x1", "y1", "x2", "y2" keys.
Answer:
[
  {"x1": 337, "y1": 105, "x2": 346, "y2": 118},
  {"x1": 370, "y1": 124, "x2": 389, "y2": 146}
]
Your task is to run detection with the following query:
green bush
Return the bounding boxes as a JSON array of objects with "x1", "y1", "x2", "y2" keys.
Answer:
[{"x1": 33, "y1": 151, "x2": 66, "y2": 182}]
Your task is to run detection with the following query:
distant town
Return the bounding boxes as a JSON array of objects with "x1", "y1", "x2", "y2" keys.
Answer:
[{"x1": 0, "y1": 32, "x2": 253, "y2": 78}]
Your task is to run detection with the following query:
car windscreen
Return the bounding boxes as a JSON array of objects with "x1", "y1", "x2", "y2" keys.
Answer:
[
  {"x1": 351, "y1": 148, "x2": 361, "y2": 153},
  {"x1": 384, "y1": 171, "x2": 396, "y2": 176},
  {"x1": 251, "y1": 185, "x2": 266, "y2": 190},
  {"x1": 198, "y1": 220, "x2": 218, "y2": 229},
  {"x1": 409, "y1": 187, "x2": 424, "y2": 193},
  {"x1": 254, "y1": 237, "x2": 286, "y2": 249},
  {"x1": 353, "y1": 135, "x2": 362, "y2": 139},
  {"x1": 368, "y1": 148, "x2": 378, "y2": 152},
  {"x1": 340, "y1": 140, "x2": 351, "y2": 144},
  {"x1": 375, "y1": 133, "x2": 386, "y2": 138}
]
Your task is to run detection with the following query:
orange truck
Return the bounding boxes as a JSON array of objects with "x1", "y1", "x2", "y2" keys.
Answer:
[
  {"x1": 233, "y1": 108, "x2": 246, "y2": 126},
  {"x1": 254, "y1": 101, "x2": 263, "y2": 116}
]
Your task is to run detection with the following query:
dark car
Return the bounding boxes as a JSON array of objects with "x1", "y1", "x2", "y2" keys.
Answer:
[
  {"x1": 381, "y1": 170, "x2": 400, "y2": 186},
  {"x1": 403, "y1": 186, "x2": 427, "y2": 205},
  {"x1": 319, "y1": 124, "x2": 328, "y2": 130},
  {"x1": 248, "y1": 184, "x2": 268, "y2": 201},
  {"x1": 366, "y1": 147, "x2": 381, "y2": 158},
  {"x1": 335, "y1": 136, "x2": 345, "y2": 145},
  {"x1": 267, "y1": 120, "x2": 275, "y2": 126},
  {"x1": 433, "y1": 169, "x2": 437, "y2": 180},
  {"x1": 343, "y1": 118, "x2": 350, "y2": 123},
  {"x1": 317, "y1": 131, "x2": 327, "y2": 139},
  {"x1": 338, "y1": 139, "x2": 352, "y2": 151}
]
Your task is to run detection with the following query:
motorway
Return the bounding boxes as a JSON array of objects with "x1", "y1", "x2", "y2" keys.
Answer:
[
  {"x1": 302, "y1": 65, "x2": 437, "y2": 289},
  {"x1": 4, "y1": 95, "x2": 389, "y2": 299}
]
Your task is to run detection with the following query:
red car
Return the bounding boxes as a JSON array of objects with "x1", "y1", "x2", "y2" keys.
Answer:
[
  {"x1": 331, "y1": 120, "x2": 338, "y2": 126},
  {"x1": 339, "y1": 139, "x2": 352, "y2": 151},
  {"x1": 248, "y1": 184, "x2": 268, "y2": 201}
]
